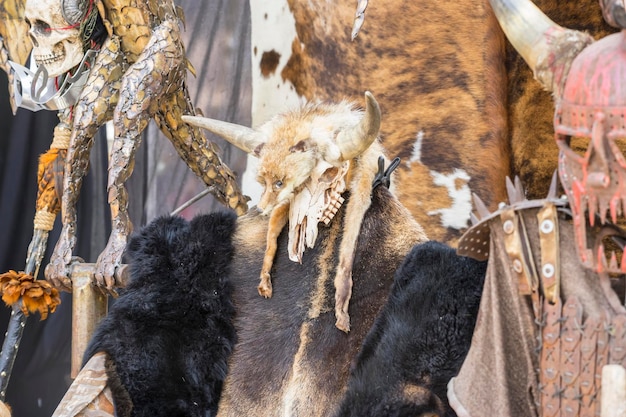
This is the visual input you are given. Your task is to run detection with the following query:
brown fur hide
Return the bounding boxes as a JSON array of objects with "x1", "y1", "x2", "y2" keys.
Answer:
[
  {"x1": 270, "y1": 0, "x2": 511, "y2": 244},
  {"x1": 217, "y1": 186, "x2": 427, "y2": 417},
  {"x1": 253, "y1": 0, "x2": 618, "y2": 244}
]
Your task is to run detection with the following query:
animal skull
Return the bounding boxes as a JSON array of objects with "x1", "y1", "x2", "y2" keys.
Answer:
[
  {"x1": 25, "y1": 0, "x2": 86, "y2": 77},
  {"x1": 288, "y1": 160, "x2": 349, "y2": 263}
]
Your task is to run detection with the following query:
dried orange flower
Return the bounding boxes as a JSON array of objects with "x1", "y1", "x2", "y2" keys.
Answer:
[{"x1": 0, "y1": 271, "x2": 61, "y2": 320}]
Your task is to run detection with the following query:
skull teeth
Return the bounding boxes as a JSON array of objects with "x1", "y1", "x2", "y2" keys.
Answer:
[
  {"x1": 588, "y1": 197, "x2": 597, "y2": 226},
  {"x1": 597, "y1": 243, "x2": 606, "y2": 273},
  {"x1": 599, "y1": 199, "x2": 609, "y2": 224},
  {"x1": 610, "y1": 197, "x2": 620, "y2": 223},
  {"x1": 35, "y1": 53, "x2": 64, "y2": 66},
  {"x1": 586, "y1": 196, "x2": 624, "y2": 226}
]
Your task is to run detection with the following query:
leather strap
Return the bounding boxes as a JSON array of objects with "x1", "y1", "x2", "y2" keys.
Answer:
[
  {"x1": 560, "y1": 297, "x2": 583, "y2": 417},
  {"x1": 579, "y1": 315, "x2": 599, "y2": 416},
  {"x1": 595, "y1": 313, "x2": 611, "y2": 415},
  {"x1": 537, "y1": 204, "x2": 560, "y2": 305},
  {"x1": 609, "y1": 315, "x2": 626, "y2": 365},
  {"x1": 541, "y1": 297, "x2": 563, "y2": 417},
  {"x1": 500, "y1": 208, "x2": 539, "y2": 297}
]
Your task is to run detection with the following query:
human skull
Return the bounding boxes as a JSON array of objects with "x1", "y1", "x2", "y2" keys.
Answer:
[{"x1": 24, "y1": 0, "x2": 86, "y2": 77}]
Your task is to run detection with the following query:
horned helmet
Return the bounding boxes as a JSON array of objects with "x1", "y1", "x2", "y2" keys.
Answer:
[{"x1": 491, "y1": 0, "x2": 626, "y2": 274}]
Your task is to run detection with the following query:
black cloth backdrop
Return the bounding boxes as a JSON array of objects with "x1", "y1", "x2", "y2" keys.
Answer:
[
  {"x1": 0, "y1": 0, "x2": 251, "y2": 415},
  {"x1": 0, "y1": 69, "x2": 111, "y2": 416}
]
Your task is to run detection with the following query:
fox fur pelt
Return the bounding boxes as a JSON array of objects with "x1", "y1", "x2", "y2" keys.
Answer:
[
  {"x1": 83, "y1": 211, "x2": 238, "y2": 417},
  {"x1": 334, "y1": 240, "x2": 487, "y2": 417}
]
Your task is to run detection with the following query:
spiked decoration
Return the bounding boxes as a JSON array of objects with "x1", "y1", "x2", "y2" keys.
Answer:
[{"x1": 457, "y1": 173, "x2": 565, "y2": 261}]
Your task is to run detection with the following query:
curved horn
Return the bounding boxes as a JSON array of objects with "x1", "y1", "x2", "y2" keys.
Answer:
[
  {"x1": 336, "y1": 91, "x2": 381, "y2": 161},
  {"x1": 182, "y1": 115, "x2": 264, "y2": 155},
  {"x1": 489, "y1": 0, "x2": 565, "y2": 71},
  {"x1": 492, "y1": 0, "x2": 573, "y2": 71},
  {"x1": 489, "y1": 0, "x2": 594, "y2": 93}
]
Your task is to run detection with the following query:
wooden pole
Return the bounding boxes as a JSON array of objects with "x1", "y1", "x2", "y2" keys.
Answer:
[
  {"x1": 69, "y1": 263, "x2": 128, "y2": 377},
  {"x1": 70, "y1": 264, "x2": 108, "y2": 378}
]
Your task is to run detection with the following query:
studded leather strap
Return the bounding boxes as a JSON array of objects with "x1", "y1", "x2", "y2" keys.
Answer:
[
  {"x1": 541, "y1": 298, "x2": 563, "y2": 417},
  {"x1": 609, "y1": 315, "x2": 626, "y2": 365},
  {"x1": 560, "y1": 297, "x2": 583, "y2": 417},
  {"x1": 501, "y1": 208, "x2": 539, "y2": 296},
  {"x1": 537, "y1": 204, "x2": 560, "y2": 305},
  {"x1": 595, "y1": 313, "x2": 611, "y2": 416},
  {"x1": 579, "y1": 315, "x2": 599, "y2": 416}
]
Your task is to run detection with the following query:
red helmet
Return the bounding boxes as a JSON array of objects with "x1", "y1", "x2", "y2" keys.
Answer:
[{"x1": 555, "y1": 30, "x2": 626, "y2": 273}]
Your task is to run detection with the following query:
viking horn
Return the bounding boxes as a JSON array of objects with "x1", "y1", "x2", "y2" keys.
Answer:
[
  {"x1": 489, "y1": 0, "x2": 567, "y2": 71},
  {"x1": 182, "y1": 115, "x2": 264, "y2": 155},
  {"x1": 336, "y1": 91, "x2": 381, "y2": 161},
  {"x1": 489, "y1": 0, "x2": 594, "y2": 95}
]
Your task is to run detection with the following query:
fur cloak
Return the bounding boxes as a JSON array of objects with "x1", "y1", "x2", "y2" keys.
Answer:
[
  {"x1": 334, "y1": 240, "x2": 487, "y2": 417},
  {"x1": 83, "y1": 211, "x2": 238, "y2": 417}
]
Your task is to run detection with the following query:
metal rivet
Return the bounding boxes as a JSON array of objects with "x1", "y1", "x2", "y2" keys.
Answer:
[
  {"x1": 513, "y1": 259, "x2": 523, "y2": 273},
  {"x1": 540, "y1": 219, "x2": 554, "y2": 234},
  {"x1": 543, "y1": 263, "x2": 555, "y2": 278},
  {"x1": 503, "y1": 219, "x2": 514, "y2": 234}
]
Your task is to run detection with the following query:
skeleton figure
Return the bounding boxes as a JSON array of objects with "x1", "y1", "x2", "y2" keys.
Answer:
[
  {"x1": 26, "y1": 0, "x2": 86, "y2": 78},
  {"x1": 184, "y1": 92, "x2": 388, "y2": 332},
  {"x1": 8, "y1": 0, "x2": 248, "y2": 292}
]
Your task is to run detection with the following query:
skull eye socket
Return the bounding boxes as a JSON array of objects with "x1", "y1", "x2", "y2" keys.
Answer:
[
  {"x1": 569, "y1": 136, "x2": 591, "y2": 158},
  {"x1": 27, "y1": 19, "x2": 52, "y2": 36}
]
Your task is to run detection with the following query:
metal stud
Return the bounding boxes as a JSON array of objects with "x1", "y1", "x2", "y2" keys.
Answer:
[
  {"x1": 503, "y1": 219, "x2": 514, "y2": 234},
  {"x1": 540, "y1": 219, "x2": 554, "y2": 234},
  {"x1": 543, "y1": 263, "x2": 555, "y2": 278}
]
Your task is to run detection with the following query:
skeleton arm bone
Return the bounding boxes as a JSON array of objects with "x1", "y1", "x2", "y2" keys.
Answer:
[
  {"x1": 95, "y1": 21, "x2": 191, "y2": 289},
  {"x1": 44, "y1": 36, "x2": 123, "y2": 291}
]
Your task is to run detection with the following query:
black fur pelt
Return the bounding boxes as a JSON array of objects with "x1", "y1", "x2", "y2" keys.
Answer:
[
  {"x1": 334, "y1": 240, "x2": 487, "y2": 417},
  {"x1": 83, "y1": 211, "x2": 238, "y2": 417}
]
